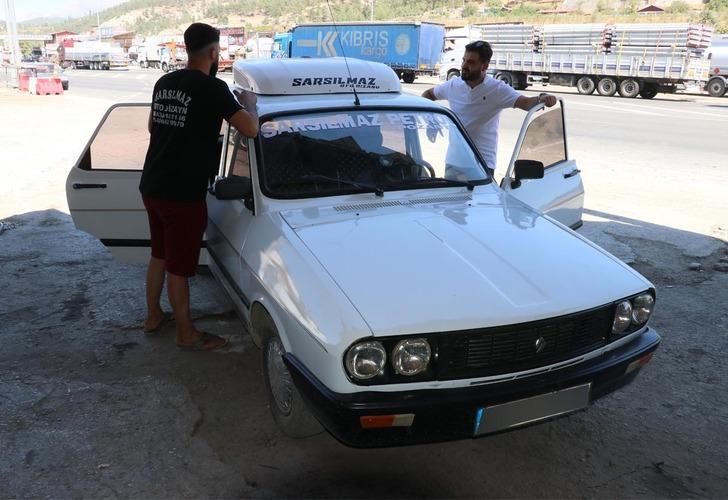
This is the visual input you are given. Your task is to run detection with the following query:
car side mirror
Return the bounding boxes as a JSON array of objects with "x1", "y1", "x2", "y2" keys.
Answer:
[
  {"x1": 511, "y1": 159, "x2": 545, "y2": 189},
  {"x1": 213, "y1": 175, "x2": 252, "y2": 200}
]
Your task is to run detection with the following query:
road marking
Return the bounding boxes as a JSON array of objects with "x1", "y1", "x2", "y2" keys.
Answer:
[{"x1": 568, "y1": 100, "x2": 665, "y2": 116}]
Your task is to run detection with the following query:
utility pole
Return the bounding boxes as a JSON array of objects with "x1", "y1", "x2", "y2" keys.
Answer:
[
  {"x1": 97, "y1": 10, "x2": 101, "y2": 41},
  {"x1": 2, "y1": 0, "x2": 22, "y2": 67},
  {"x1": 370, "y1": 0, "x2": 374, "y2": 21}
]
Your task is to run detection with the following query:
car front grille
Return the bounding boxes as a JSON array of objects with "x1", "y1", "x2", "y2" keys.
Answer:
[{"x1": 435, "y1": 305, "x2": 615, "y2": 380}]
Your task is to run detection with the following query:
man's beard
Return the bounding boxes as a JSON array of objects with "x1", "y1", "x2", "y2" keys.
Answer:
[
  {"x1": 461, "y1": 68, "x2": 480, "y2": 82},
  {"x1": 210, "y1": 60, "x2": 219, "y2": 78}
]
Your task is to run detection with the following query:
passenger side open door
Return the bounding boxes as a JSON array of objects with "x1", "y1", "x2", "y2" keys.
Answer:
[{"x1": 501, "y1": 100, "x2": 584, "y2": 229}]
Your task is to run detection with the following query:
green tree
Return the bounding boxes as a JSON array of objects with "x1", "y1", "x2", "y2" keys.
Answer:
[
  {"x1": 667, "y1": 0, "x2": 690, "y2": 13},
  {"x1": 707, "y1": 0, "x2": 728, "y2": 12},
  {"x1": 595, "y1": 0, "x2": 612, "y2": 13},
  {"x1": 462, "y1": 4, "x2": 479, "y2": 17}
]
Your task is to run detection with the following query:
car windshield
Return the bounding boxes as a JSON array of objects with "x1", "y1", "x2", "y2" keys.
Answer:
[{"x1": 258, "y1": 110, "x2": 490, "y2": 198}]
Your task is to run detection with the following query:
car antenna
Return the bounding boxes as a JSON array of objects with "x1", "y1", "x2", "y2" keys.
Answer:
[{"x1": 325, "y1": 0, "x2": 360, "y2": 106}]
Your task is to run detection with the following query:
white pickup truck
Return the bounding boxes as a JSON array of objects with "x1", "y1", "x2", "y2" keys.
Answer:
[{"x1": 66, "y1": 58, "x2": 659, "y2": 447}]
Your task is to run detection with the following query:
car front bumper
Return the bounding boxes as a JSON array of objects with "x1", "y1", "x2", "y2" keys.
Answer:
[{"x1": 284, "y1": 328, "x2": 660, "y2": 448}]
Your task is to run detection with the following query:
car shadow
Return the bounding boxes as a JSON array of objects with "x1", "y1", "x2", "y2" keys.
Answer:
[{"x1": 1, "y1": 207, "x2": 727, "y2": 498}]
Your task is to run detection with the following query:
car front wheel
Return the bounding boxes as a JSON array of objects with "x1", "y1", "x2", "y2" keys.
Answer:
[{"x1": 260, "y1": 322, "x2": 322, "y2": 438}]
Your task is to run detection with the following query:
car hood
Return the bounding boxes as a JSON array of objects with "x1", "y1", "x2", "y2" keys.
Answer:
[{"x1": 281, "y1": 195, "x2": 650, "y2": 337}]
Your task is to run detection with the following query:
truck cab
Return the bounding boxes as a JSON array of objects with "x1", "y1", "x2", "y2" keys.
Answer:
[{"x1": 706, "y1": 44, "x2": 728, "y2": 97}]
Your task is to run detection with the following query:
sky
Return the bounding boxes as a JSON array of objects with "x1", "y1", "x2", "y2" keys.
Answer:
[{"x1": 1, "y1": 0, "x2": 128, "y2": 22}]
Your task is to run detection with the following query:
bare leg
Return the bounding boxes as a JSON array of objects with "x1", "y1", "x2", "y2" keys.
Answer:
[
  {"x1": 144, "y1": 256, "x2": 167, "y2": 331},
  {"x1": 167, "y1": 272, "x2": 226, "y2": 349},
  {"x1": 166, "y1": 271, "x2": 195, "y2": 343}
]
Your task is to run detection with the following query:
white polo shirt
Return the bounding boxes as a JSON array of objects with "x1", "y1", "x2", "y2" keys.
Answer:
[{"x1": 433, "y1": 76, "x2": 520, "y2": 170}]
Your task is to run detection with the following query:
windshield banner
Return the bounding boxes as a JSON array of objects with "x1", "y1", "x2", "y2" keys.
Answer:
[{"x1": 261, "y1": 112, "x2": 450, "y2": 138}]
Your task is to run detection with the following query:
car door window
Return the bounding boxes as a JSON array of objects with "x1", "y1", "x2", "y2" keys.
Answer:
[
  {"x1": 516, "y1": 107, "x2": 566, "y2": 169},
  {"x1": 225, "y1": 130, "x2": 251, "y2": 178},
  {"x1": 86, "y1": 105, "x2": 149, "y2": 171}
]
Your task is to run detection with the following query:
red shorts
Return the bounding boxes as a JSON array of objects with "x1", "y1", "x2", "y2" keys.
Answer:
[{"x1": 143, "y1": 196, "x2": 207, "y2": 277}]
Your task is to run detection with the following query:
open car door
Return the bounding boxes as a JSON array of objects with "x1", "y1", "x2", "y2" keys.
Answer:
[
  {"x1": 501, "y1": 100, "x2": 584, "y2": 230},
  {"x1": 66, "y1": 103, "x2": 213, "y2": 264}
]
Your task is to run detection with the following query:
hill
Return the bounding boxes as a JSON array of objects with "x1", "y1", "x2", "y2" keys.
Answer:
[{"x1": 9, "y1": 0, "x2": 728, "y2": 35}]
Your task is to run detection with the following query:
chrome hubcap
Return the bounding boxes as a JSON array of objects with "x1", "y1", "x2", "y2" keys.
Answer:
[{"x1": 266, "y1": 338, "x2": 293, "y2": 415}]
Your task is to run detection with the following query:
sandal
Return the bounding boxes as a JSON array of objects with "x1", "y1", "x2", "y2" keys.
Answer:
[
  {"x1": 143, "y1": 312, "x2": 174, "y2": 334},
  {"x1": 177, "y1": 332, "x2": 229, "y2": 351}
]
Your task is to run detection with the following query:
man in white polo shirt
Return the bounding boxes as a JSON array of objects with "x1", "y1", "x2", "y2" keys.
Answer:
[{"x1": 422, "y1": 40, "x2": 557, "y2": 174}]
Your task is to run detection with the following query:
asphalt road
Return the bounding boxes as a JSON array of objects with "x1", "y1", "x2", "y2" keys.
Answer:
[{"x1": 1, "y1": 65, "x2": 727, "y2": 498}]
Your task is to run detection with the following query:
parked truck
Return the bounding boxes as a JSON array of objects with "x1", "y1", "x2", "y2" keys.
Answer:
[
  {"x1": 706, "y1": 38, "x2": 728, "y2": 97},
  {"x1": 440, "y1": 23, "x2": 712, "y2": 99},
  {"x1": 138, "y1": 38, "x2": 188, "y2": 72},
  {"x1": 60, "y1": 41, "x2": 129, "y2": 70},
  {"x1": 289, "y1": 22, "x2": 445, "y2": 83}
]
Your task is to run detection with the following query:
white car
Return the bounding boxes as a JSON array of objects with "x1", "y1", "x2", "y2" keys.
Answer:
[{"x1": 66, "y1": 58, "x2": 660, "y2": 447}]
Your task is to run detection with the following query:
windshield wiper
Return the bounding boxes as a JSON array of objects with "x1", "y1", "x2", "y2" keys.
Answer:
[
  {"x1": 300, "y1": 174, "x2": 384, "y2": 197},
  {"x1": 386, "y1": 177, "x2": 479, "y2": 191}
]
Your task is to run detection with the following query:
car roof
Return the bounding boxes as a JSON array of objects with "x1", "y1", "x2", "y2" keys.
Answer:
[
  {"x1": 255, "y1": 91, "x2": 448, "y2": 118},
  {"x1": 233, "y1": 57, "x2": 401, "y2": 95}
]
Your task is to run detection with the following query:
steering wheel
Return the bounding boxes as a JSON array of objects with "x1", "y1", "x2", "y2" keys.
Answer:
[
  {"x1": 415, "y1": 159, "x2": 436, "y2": 178},
  {"x1": 378, "y1": 153, "x2": 435, "y2": 182}
]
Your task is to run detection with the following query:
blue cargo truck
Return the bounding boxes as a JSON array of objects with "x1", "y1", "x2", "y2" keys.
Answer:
[{"x1": 289, "y1": 22, "x2": 445, "y2": 83}]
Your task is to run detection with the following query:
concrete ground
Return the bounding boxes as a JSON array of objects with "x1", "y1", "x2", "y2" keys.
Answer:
[{"x1": 1, "y1": 69, "x2": 727, "y2": 498}]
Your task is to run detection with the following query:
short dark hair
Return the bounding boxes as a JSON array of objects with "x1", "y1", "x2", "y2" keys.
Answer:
[
  {"x1": 465, "y1": 40, "x2": 493, "y2": 64},
  {"x1": 184, "y1": 23, "x2": 220, "y2": 54}
]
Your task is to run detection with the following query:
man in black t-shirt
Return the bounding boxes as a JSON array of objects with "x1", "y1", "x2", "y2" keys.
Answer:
[{"x1": 140, "y1": 23, "x2": 258, "y2": 351}]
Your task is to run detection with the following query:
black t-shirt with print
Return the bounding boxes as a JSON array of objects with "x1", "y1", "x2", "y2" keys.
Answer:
[{"x1": 140, "y1": 69, "x2": 242, "y2": 202}]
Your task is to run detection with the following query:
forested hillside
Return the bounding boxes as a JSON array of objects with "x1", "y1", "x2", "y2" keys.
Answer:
[{"x1": 10, "y1": 0, "x2": 728, "y2": 35}]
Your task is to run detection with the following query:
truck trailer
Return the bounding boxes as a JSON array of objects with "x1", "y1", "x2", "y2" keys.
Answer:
[
  {"x1": 289, "y1": 22, "x2": 444, "y2": 83},
  {"x1": 440, "y1": 23, "x2": 712, "y2": 99},
  {"x1": 60, "y1": 41, "x2": 129, "y2": 70}
]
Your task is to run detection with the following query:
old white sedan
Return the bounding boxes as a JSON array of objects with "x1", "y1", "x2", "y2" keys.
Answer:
[{"x1": 67, "y1": 58, "x2": 659, "y2": 447}]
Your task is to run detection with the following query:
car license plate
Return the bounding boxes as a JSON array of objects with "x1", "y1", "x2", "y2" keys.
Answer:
[{"x1": 474, "y1": 383, "x2": 591, "y2": 436}]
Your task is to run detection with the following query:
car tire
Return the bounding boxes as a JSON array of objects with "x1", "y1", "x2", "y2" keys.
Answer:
[
  {"x1": 402, "y1": 72, "x2": 415, "y2": 84},
  {"x1": 597, "y1": 77, "x2": 617, "y2": 96},
  {"x1": 259, "y1": 315, "x2": 323, "y2": 439},
  {"x1": 576, "y1": 76, "x2": 595, "y2": 95},
  {"x1": 447, "y1": 69, "x2": 460, "y2": 81},
  {"x1": 639, "y1": 83, "x2": 658, "y2": 99},
  {"x1": 618, "y1": 79, "x2": 640, "y2": 98},
  {"x1": 62, "y1": 81, "x2": 68, "y2": 91},
  {"x1": 707, "y1": 78, "x2": 726, "y2": 97}
]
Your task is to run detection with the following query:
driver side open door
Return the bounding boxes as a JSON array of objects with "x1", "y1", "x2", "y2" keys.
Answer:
[{"x1": 501, "y1": 100, "x2": 584, "y2": 229}]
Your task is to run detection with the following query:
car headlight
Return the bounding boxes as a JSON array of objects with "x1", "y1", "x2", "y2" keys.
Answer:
[
  {"x1": 612, "y1": 300, "x2": 632, "y2": 334},
  {"x1": 632, "y1": 293, "x2": 654, "y2": 325},
  {"x1": 345, "y1": 341, "x2": 387, "y2": 380},
  {"x1": 391, "y1": 338, "x2": 431, "y2": 376}
]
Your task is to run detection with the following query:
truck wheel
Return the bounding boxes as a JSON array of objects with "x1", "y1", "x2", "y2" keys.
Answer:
[
  {"x1": 707, "y1": 78, "x2": 726, "y2": 97},
  {"x1": 639, "y1": 83, "x2": 658, "y2": 99},
  {"x1": 140, "y1": 60, "x2": 147, "y2": 69},
  {"x1": 618, "y1": 79, "x2": 640, "y2": 98},
  {"x1": 161, "y1": 62, "x2": 169, "y2": 73},
  {"x1": 576, "y1": 76, "x2": 595, "y2": 95},
  {"x1": 495, "y1": 71, "x2": 514, "y2": 88},
  {"x1": 402, "y1": 72, "x2": 415, "y2": 84},
  {"x1": 447, "y1": 69, "x2": 460, "y2": 81},
  {"x1": 259, "y1": 318, "x2": 323, "y2": 438},
  {"x1": 515, "y1": 74, "x2": 528, "y2": 90},
  {"x1": 597, "y1": 77, "x2": 617, "y2": 97}
]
